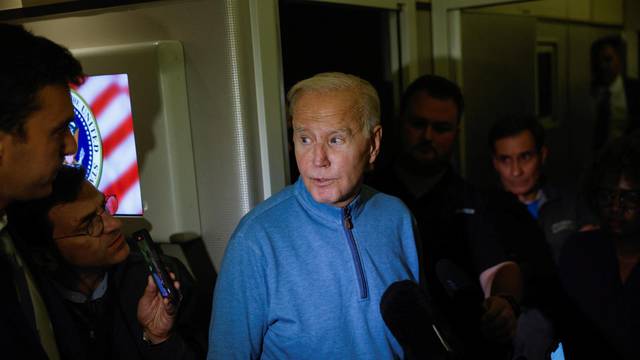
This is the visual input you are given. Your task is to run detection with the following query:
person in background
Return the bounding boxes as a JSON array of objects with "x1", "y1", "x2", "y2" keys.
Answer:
[
  {"x1": 209, "y1": 72, "x2": 419, "y2": 359},
  {"x1": 559, "y1": 132, "x2": 640, "y2": 360},
  {"x1": 0, "y1": 23, "x2": 81, "y2": 359},
  {"x1": 7, "y1": 166, "x2": 206, "y2": 359},
  {"x1": 489, "y1": 116, "x2": 593, "y2": 260},
  {"x1": 367, "y1": 74, "x2": 522, "y2": 359},
  {"x1": 591, "y1": 35, "x2": 640, "y2": 151},
  {"x1": 487, "y1": 116, "x2": 593, "y2": 359}
]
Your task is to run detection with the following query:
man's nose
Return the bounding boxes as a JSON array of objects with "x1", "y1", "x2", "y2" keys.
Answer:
[
  {"x1": 609, "y1": 193, "x2": 623, "y2": 213},
  {"x1": 313, "y1": 144, "x2": 330, "y2": 167},
  {"x1": 103, "y1": 212, "x2": 123, "y2": 233},
  {"x1": 63, "y1": 130, "x2": 78, "y2": 156},
  {"x1": 424, "y1": 124, "x2": 434, "y2": 142},
  {"x1": 510, "y1": 160, "x2": 523, "y2": 177}
]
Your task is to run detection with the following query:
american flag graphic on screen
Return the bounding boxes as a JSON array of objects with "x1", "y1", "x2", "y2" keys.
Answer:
[{"x1": 67, "y1": 74, "x2": 143, "y2": 215}]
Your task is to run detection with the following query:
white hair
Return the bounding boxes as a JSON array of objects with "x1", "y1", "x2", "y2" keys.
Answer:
[{"x1": 286, "y1": 72, "x2": 381, "y2": 136}]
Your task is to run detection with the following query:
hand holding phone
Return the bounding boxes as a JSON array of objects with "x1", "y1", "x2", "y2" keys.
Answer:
[{"x1": 132, "y1": 229, "x2": 183, "y2": 309}]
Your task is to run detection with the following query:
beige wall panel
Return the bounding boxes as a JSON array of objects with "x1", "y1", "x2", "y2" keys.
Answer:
[{"x1": 21, "y1": 0, "x2": 261, "y2": 270}]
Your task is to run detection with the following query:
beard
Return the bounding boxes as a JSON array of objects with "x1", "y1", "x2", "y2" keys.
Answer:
[{"x1": 399, "y1": 141, "x2": 450, "y2": 176}]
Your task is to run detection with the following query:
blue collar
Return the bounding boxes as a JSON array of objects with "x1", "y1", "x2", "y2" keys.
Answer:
[
  {"x1": 54, "y1": 273, "x2": 109, "y2": 303},
  {"x1": 293, "y1": 177, "x2": 365, "y2": 226}
]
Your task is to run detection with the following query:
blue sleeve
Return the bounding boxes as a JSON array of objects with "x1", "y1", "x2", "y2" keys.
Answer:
[{"x1": 208, "y1": 231, "x2": 269, "y2": 359}]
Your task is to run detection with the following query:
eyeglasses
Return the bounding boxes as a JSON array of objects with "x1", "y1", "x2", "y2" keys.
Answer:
[
  {"x1": 596, "y1": 188, "x2": 640, "y2": 211},
  {"x1": 54, "y1": 194, "x2": 118, "y2": 240}
]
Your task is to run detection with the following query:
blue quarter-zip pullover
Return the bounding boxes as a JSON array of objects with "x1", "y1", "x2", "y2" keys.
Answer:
[{"x1": 208, "y1": 178, "x2": 419, "y2": 359}]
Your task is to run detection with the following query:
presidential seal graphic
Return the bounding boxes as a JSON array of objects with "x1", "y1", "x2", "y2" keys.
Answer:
[{"x1": 66, "y1": 89, "x2": 103, "y2": 187}]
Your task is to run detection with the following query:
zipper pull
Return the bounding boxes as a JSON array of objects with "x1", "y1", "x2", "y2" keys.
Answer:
[{"x1": 343, "y1": 207, "x2": 353, "y2": 230}]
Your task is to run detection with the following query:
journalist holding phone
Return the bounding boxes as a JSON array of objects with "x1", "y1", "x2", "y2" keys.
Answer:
[{"x1": 7, "y1": 166, "x2": 207, "y2": 359}]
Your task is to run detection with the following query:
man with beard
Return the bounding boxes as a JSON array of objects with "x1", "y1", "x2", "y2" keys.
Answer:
[{"x1": 367, "y1": 75, "x2": 522, "y2": 359}]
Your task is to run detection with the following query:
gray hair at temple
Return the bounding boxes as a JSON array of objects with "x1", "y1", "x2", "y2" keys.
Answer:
[{"x1": 286, "y1": 72, "x2": 381, "y2": 137}]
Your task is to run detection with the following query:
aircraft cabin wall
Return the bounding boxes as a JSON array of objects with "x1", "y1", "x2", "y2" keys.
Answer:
[
  {"x1": 16, "y1": 0, "x2": 268, "y2": 270},
  {"x1": 4, "y1": 0, "x2": 640, "y2": 272}
]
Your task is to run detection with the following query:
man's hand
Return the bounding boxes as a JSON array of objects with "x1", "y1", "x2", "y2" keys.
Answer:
[
  {"x1": 480, "y1": 295, "x2": 518, "y2": 343},
  {"x1": 137, "y1": 273, "x2": 180, "y2": 344}
]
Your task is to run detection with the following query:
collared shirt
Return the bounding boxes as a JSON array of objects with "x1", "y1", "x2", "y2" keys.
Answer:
[
  {"x1": 0, "y1": 215, "x2": 60, "y2": 360},
  {"x1": 523, "y1": 189, "x2": 546, "y2": 220},
  {"x1": 53, "y1": 273, "x2": 109, "y2": 304}
]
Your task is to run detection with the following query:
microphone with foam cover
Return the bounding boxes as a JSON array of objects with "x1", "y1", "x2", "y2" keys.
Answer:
[
  {"x1": 436, "y1": 259, "x2": 485, "y2": 318},
  {"x1": 380, "y1": 280, "x2": 457, "y2": 360},
  {"x1": 436, "y1": 259, "x2": 512, "y2": 360}
]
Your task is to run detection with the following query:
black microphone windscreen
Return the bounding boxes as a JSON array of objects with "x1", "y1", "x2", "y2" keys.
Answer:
[
  {"x1": 436, "y1": 259, "x2": 475, "y2": 298},
  {"x1": 380, "y1": 280, "x2": 453, "y2": 359}
]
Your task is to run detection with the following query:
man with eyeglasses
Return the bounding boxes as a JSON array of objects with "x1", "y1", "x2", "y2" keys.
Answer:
[
  {"x1": 7, "y1": 166, "x2": 206, "y2": 359},
  {"x1": 367, "y1": 75, "x2": 523, "y2": 358},
  {"x1": 558, "y1": 132, "x2": 640, "y2": 360}
]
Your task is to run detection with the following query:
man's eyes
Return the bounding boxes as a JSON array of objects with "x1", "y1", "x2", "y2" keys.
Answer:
[
  {"x1": 296, "y1": 135, "x2": 346, "y2": 145},
  {"x1": 518, "y1": 152, "x2": 535, "y2": 161},
  {"x1": 409, "y1": 120, "x2": 454, "y2": 133},
  {"x1": 410, "y1": 120, "x2": 427, "y2": 129},
  {"x1": 329, "y1": 136, "x2": 345, "y2": 145},
  {"x1": 431, "y1": 123, "x2": 455, "y2": 133},
  {"x1": 498, "y1": 156, "x2": 512, "y2": 164}
]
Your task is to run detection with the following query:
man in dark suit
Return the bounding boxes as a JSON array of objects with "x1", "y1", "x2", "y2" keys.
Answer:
[
  {"x1": 0, "y1": 23, "x2": 82, "y2": 358},
  {"x1": 591, "y1": 35, "x2": 640, "y2": 151}
]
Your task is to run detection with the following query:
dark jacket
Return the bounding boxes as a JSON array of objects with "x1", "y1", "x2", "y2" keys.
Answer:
[
  {"x1": 624, "y1": 78, "x2": 640, "y2": 134},
  {"x1": 0, "y1": 251, "x2": 50, "y2": 359},
  {"x1": 367, "y1": 166, "x2": 509, "y2": 359},
  {"x1": 5, "y1": 236, "x2": 207, "y2": 360}
]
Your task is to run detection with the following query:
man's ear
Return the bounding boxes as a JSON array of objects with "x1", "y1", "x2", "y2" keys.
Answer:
[
  {"x1": 0, "y1": 131, "x2": 7, "y2": 164},
  {"x1": 368, "y1": 125, "x2": 382, "y2": 165},
  {"x1": 491, "y1": 154, "x2": 499, "y2": 171},
  {"x1": 540, "y1": 145, "x2": 548, "y2": 165}
]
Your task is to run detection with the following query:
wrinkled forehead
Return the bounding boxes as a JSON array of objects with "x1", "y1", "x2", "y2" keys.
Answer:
[{"x1": 292, "y1": 90, "x2": 364, "y2": 130}]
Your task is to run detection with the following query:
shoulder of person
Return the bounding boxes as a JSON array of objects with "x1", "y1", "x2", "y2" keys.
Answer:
[
  {"x1": 361, "y1": 184, "x2": 412, "y2": 215},
  {"x1": 233, "y1": 184, "x2": 298, "y2": 232},
  {"x1": 559, "y1": 229, "x2": 603, "y2": 264}
]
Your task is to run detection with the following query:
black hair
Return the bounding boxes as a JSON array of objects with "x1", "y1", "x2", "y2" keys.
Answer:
[
  {"x1": 399, "y1": 75, "x2": 464, "y2": 122},
  {"x1": 7, "y1": 166, "x2": 86, "y2": 257},
  {"x1": 0, "y1": 23, "x2": 83, "y2": 136},
  {"x1": 488, "y1": 116, "x2": 545, "y2": 153},
  {"x1": 590, "y1": 35, "x2": 626, "y2": 85}
]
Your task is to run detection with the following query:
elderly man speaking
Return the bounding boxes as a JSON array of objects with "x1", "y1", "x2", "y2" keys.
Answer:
[{"x1": 208, "y1": 73, "x2": 419, "y2": 358}]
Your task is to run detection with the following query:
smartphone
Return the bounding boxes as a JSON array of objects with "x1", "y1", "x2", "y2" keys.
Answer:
[{"x1": 132, "y1": 229, "x2": 182, "y2": 308}]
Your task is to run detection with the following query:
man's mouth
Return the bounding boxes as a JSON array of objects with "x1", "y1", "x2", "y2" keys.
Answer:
[
  {"x1": 311, "y1": 177, "x2": 335, "y2": 186},
  {"x1": 108, "y1": 233, "x2": 125, "y2": 249}
]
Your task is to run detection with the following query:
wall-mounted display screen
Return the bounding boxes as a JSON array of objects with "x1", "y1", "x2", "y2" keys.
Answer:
[{"x1": 65, "y1": 73, "x2": 143, "y2": 215}]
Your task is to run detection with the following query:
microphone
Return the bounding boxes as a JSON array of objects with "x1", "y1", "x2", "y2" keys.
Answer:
[
  {"x1": 380, "y1": 280, "x2": 456, "y2": 360},
  {"x1": 435, "y1": 259, "x2": 485, "y2": 318},
  {"x1": 436, "y1": 259, "x2": 511, "y2": 359}
]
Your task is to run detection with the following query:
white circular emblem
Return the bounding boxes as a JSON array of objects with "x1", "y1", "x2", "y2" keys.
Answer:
[{"x1": 66, "y1": 90, "x2": 103, "y2": 187}]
